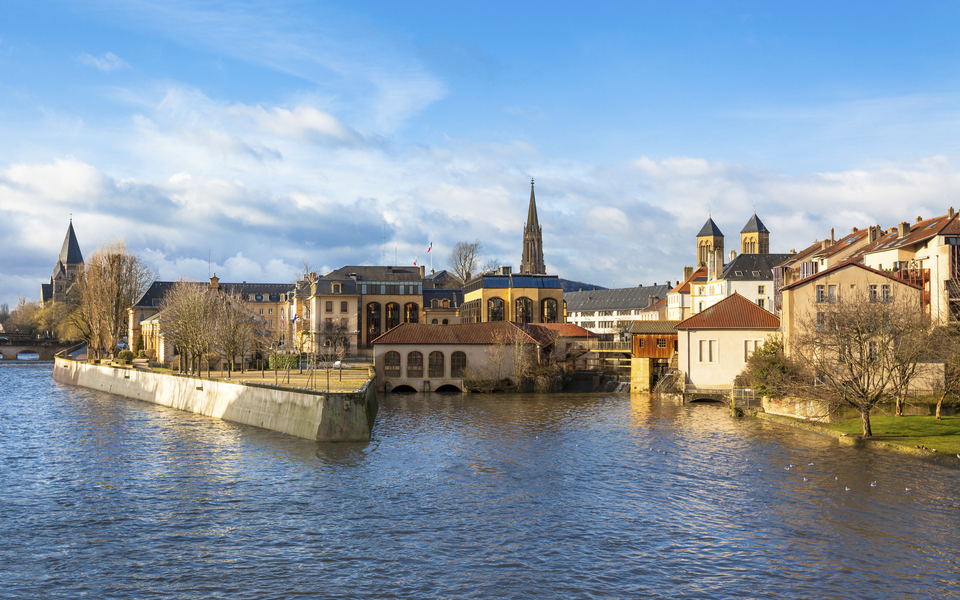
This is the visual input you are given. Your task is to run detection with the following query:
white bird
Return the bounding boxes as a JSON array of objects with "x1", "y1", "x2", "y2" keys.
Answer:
[
  {"x1": 789, "y1": 464, "x2": 795, "y2": 468},
  {"x1": 835, "y1": 477, "x2": 839, "y2": 481},
  {"x1": 803, "y1": 477, "x2": 808, "y2": 482},
  {"x1": 845, "y1": 487, "x2": 851, "y2": 491},
  {"x1": 871, "y1": 481, "x2": 877, "y2": 487},
  {"x1": 905, "y1": 487, "x2": 912, "y2": 492},
  {"x1": 808, "y1": 463, "x2": 814, "y2": 466}
]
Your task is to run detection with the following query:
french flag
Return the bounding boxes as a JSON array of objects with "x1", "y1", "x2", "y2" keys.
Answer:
[{"x1": 427, "y1": 241, "x2": 432, "y2": 253}]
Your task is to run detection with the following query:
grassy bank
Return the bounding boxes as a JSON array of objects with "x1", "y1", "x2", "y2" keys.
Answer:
[{"x1": 829, "y1": 415, "x2": 960, "y2": 455}]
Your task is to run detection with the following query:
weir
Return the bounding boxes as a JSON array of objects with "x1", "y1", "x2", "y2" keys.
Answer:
[{"x1": 52, "y1": 357, "x2": 378, "y2": 442}]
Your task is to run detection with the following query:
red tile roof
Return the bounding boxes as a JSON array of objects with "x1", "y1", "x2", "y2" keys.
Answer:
[
  {"x1": 535, "y1": 323, "x2": 599, "y2": 338},
  {"x1": 669, "y1": 267, "x2": 708, "y2": 295},
  {"x1": 371, "y1": 322, "x2": 553, "y2": 346},
  {"x1": 780, "y1": 259, "x2": 922, "y2": 291},
  {"x1": 676, "y1": 293, "x2": 780, "y2": 330}
]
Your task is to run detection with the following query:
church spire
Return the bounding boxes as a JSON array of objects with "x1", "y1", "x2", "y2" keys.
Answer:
[{"x1": 521, "y1": 179, "x2": 546, "y2": 274}]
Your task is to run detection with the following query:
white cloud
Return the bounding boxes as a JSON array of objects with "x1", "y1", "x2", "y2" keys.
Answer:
[
  {"x1": 229, "y1": 104, "x2": 358, "y2": 144},
  {"x1": 77, "y1": 52, "x2": 128, "y2": 71}
]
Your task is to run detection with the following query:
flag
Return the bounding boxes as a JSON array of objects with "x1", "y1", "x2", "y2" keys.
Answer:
[
  {"x1": 427, "y1": 241, "x2": 432, "y2": 253},
  {"x1": 414, "y1": 257, "x2": 418, "y2": 266}
]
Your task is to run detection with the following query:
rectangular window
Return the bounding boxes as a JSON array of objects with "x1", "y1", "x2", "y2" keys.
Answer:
[
  {"x1": 698, "y1": 339, "x2": 717, "y2": 363},
  {"x1": 268, "y1": 308, "x2": 273, "y2": 315},
  {"x1": 326, "y1": 301, "x2": 333, "y2": 312},
  {"x1": 869, "y1": 284, "x2": 879, "y2": 302},
  {"x1": 758, "y1": 285, "x2": 765, "y2": 294},
  {"x1": 637, "y1": 339, "x2": 644, "y2": 348},
  {"x1": 259, "y1": 308, "x2": 264, "y2": 315},
  {"x1": 341, "y1": 301, "x2": 348, "y2": 312},
  {"x1": 744, "y1": 339, "x2": 762, "y2": 362},
  {"x1": 881, "y1": 284, "x2": 892, "y2": 302},
  {"x1": 756, "y1": 298, "x2": 765, "y2": 309},
  {"x1": 599, "y1": 321, "x2": 614, "y2": 328},
  {"x1": 828, "y1": 285, "x2": 838, "y2": 303},
  {"x1": 816, "y1": 285, "x2": 826, "y2": 303},
  {"x1": 656, "y1": 338, "x2": 667, "y2": 349}
]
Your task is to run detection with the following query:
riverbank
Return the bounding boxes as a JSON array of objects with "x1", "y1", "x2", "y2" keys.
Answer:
[
  {"x1": 754, "y1": 411, "x2": 960, "y2": 467},
  {"x1": 53, "y1": 357, "x2": 377, "y2": 442}
]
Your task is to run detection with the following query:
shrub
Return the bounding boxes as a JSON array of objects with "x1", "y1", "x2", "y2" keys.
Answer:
[{"x1": 118, "y1": 349, "x2": 135, "y2": 363}]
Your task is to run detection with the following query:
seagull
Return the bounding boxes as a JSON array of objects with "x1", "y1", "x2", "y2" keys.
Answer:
[
  {"x1": 835, "y1": 477, "x2": 839, "y2": 481},
  {"x1": 803, "y1": 477, "x2": 808, "y2": 482},
  {"x1": 808, "y1": 462, "x2": 814, "y2": 466},
  {"x1": 845, "y1": 487, "x2": 851, "y2": 491},
  {"x1": 871, "y1": 481, "x2": 877, "y2": 487},
  {"x1": 905, "y1": 487, "x2": 912, "y2": 492}
]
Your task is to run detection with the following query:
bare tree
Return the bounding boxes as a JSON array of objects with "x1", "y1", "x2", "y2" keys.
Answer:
[
  {"x1": 449, "y1": 240, "x2": 482, "y2": 287},
  {"x1": 483, "y1": 257, "x2": 501, "y2": 273},
  {"x1": 790, "y1": 290, "x2": 927, "y2": 438},
  {"x1": 927, "y1": 325, "x2": 960, "y2": 420},
  {"x1": 76, "y1": 240, "x2": 155, "y2": 360},
  {"x1": 6, "y1": 296, "x2": 40, "y2": 335},
  {"x1": 159, "y1": 279, "x2": 216, "y2": 375},
  {"x1": 212, "y1": 293, "x2": 261, "y2": 378}
]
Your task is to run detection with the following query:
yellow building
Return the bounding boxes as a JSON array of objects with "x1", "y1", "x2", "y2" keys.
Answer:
[{"x1": 459, "y1": 268, "x2": 564, "y2": 325}]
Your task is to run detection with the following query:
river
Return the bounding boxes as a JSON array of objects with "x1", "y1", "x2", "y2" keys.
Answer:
[{"x1": 1, "y1": 362, "x2": 958, "y2": 599}]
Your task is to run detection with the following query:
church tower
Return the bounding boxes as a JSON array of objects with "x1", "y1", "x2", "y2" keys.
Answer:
[
  {"x1": 740, "y1": 213, "x2": 770, "y2": 254},
  {"x1": 42, "y1": 220, "x2": 84, "y2": 305},
  {"x1": 520, "y1": 179, "x2": 546, "y2": 274},
  {"x1": 696, "y1": 217, "x2": 724, "y2": 268}
]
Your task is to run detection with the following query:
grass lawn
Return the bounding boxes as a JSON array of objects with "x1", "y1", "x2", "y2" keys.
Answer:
[
  {"x1": 210, "y1": 367, "x2": 372, "y2": 393},
  {"x1": 830, "y1": 415, "x2": 960, "y2": 455}
]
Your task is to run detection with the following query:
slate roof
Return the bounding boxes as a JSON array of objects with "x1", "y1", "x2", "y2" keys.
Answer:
[
  {"x1": 720, "y1": 253, "x2": 794, "y2": 281},
  {"x1": 780, "y1": 259, "x2": 923, "y2": 292},
  {"x1": 58, "y1": 221, "x2": 84, "y2": 267},
  {"x1": 536, "y1": 323, "x2": 598, "y2": 338},
  {"x1": 322, "y1": 265, "x2": 423, "y2": 282},
  {"x1": 740, "y1": 213, "x2": 769, "y2": 234},
  {"x1": 697, "y1": 217, "x2": 724, "y2": 238},
  {"x1": 133, "y1": 280, "x2": 292, "y2": 308},
  {"x1": 371, "y1": 322, "x2": 555, "y2": 346},
  {"x1": 676, "y1": 293, "x2": 780, "y2": 330},
  {"x1": 313, "y1": 280, "x2": 358, "y2": 295},
  {"x1": 777, "y1": 240, "x2": 827, "y2": 268},
  {"x1": 424, "y1": 288, "x2": 463, "y2": 308},
  {"x1": 525, "y1": 180, "x2": 540, "y2": 232},
  {"x1": 564, "y1": 284, "x2": 672, "y2": 312},
  {"x1": 629, "y1": 320, "x2": 681, "y2": 334}
]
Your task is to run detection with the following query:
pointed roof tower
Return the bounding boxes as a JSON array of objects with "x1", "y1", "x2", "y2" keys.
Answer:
[
  {"x1": 520, "y1": 179, "x2": 546, "y2": 274},
  {"x1": 696, "y1": 216, "x2": 724, "y2": 269},
  {"x1": 58, "y1": 220, "x2": 84, "y2": 266},
  {"x1": 740, "y1": 213, "x2": 769, "y2": 234},
  {"x1": 697, "y1": 217, "x2": 724, "y2": 238}
]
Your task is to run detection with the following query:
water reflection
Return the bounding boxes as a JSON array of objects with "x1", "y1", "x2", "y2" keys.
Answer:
[{"x1": 2, "y1": 367, "x2": 960, "y2": 598}]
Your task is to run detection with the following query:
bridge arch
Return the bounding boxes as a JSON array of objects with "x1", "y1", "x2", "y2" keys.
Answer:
[
  {"x1": 435, "y1": 383, "x2": 462, "y2": 393},
  {"x1": 389, "y1": 384, "x2": 418, "y2": 394}
]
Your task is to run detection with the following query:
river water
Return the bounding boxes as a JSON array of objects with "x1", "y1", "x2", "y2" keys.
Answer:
[{"x1": 1, "y1": 363, "x2": 958, "y2": 599}]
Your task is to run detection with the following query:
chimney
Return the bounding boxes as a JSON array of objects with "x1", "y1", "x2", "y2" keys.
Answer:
[
  {"x1": 950, "y1": 207, "x2": 956, "y2": 219},
  {"x1": 851, "y1": 227, "x2": 858, "y2": 233},
  {"x1": 821, "y1": 240, "x2": 829, "y2": 250},
  {"x1": 888, "y1": 226, "x2": 898, "y2": 235},
  {"x1": 898, "y1": 221, "x2": 910, "y2": 237},
  {"x1": 867, "y1": 226, "x2": 879, "y2": 243},
  {"x1": 916, "y1": 216, "x2": 923, "y2": 223},
  {"x1": 831, "y1": 228, "x2": 835, "y2": 242},
  {"x1": 683, "y1": 266, "x2": 693, "y2": 280},
  {"x1": 729, "y1": 249, "x2": 737, "y2": 262},
  {"x1": 419, "y1": 265, "x2": 425, "y2": 278}
]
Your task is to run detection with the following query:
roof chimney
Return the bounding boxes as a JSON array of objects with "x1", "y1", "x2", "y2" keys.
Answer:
[
  {"x1": 683, "y1": 266, "x2": 693, "y2": 280},
  {"x1": 729, "y1": 249, "x2": 737, "y2": 262},
  {"x1": 950, "y1": 207, "x2": 956, "y2": 219},
  {"x1": 419, "y1": 265, "x2": 425, "y2": 278},
  {"x1": 851, "y1": 227, "x2": 858, "y2": 233},
  {"x1": 898, "y1": 221, "x2": 910, "y2": 238},
  {"x1": 831, "y1": 228, "x2": 835, "y2": 242},
  {"x1": 916, "y1": 216, "x2": 923, "y2": 223}
]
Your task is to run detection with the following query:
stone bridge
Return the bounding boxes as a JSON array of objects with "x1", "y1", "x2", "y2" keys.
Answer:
[
  {"x1": 0, "y1": 339, "x2": 72, "y2": 361},
  {"x1": 683, "y1": 388, "x2": 731, "y2": 404}
]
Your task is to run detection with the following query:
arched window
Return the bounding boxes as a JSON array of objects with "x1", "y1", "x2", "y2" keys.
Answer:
[
  {"x1": 384, "y1": 351, "x2": 401, "y2": 378},
  {"x1": 333, "y1": 283, "x2": 341, "y2": 293},
  {"x1": 431, "y1": 319, "x2": 439, "y2": 324},
  {"x1": 488, "y1": 297, "x2": 505, "y2": 322},
  {"x1": 515, "y1": 297, "x2": 534, "y2": 324},
  {"x1": 442, "y1": 319, "x2": 449, "y2": 325},
  {"x1": 386, "y1": 302, "x2": 401, "y2": 331},
  {"x1": 451, "y1": 351, "x2": 467, "y2": 378},
  {"x1": 407, "y1": 351, "x2": 423, "y2": 378},
  {"x1": 428, "y1": 351, "x2": 445, "y2": 379},
  {"x1": 404, "y1": 302, "x2": 419, "y2": 323},
  {"x1": 542, "y1": 298, "x2": 558, "y2": 324},
  {"x1": 431, "y1": 299, "x2": 439, "y2": 308},
  {"x1": 442, "y1": 299, "x2": 450, "y2": 308},
  {"x1": 366, "y1": 303, "x2": 381, "y2": 342}
]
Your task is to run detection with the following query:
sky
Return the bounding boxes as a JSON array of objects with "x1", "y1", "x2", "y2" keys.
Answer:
[{"x1": 2, "y1": 0, "x2": 960, "y2": 308}]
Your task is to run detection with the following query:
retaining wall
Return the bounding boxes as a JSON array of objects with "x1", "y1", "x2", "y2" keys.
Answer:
[{"x1": 53, "y1": 357, "x2": 378, "y2": 442}]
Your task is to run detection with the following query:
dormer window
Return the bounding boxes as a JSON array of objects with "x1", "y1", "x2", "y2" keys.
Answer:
[{"x1": 333, "y1": 283, "x2": 341, "y2": 294}]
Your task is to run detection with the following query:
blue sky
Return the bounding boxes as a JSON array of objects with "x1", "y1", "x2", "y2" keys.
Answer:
[{"x1": 2, "y1": 1, "x2": 960, "y2": 307}]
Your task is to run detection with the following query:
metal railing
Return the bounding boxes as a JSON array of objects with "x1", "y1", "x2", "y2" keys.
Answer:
[{"x1": 568, "y1": 341, "x2": 632, "y2": 351}]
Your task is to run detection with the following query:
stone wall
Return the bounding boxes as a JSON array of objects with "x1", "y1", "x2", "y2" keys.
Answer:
[{"x1": 53, "y1": 358, "x2": 377, "y2": 442}]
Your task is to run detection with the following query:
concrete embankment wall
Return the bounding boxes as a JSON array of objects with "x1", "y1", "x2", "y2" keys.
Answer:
[{"x1": 53, "y1": 357, "x2": 377, "y2": 442}]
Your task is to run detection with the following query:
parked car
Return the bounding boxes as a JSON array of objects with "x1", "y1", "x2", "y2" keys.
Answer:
[{"x1": 0, "y1": 337, "x2": 9, "y2": 344}]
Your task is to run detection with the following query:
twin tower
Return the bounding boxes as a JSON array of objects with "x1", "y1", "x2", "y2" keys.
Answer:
[{"x1": 696, "y1": 213, "x2": 769, "y2": 267}]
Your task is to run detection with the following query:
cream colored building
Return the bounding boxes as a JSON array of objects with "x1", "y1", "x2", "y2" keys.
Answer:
[
  {"x1": 676, "y1": 293, "x2": 780, "y2": 390},
  {"x1": 779, "y1": 260, "x2": 924, "y2": 354},
  {"x1": 460, "y1": 268, "x2": 564, "y2": 325},
  {"x1": 372, "y1": 322, "x2": 556, "y2": 393}
]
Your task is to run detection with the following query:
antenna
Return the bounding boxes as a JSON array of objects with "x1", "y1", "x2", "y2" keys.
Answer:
[
  {"x1": 382, "y1": 218, "x2": 386, "y2": 266},
  {"x1": 208, "y1": 250, "x2": 211, "y2": 278}
]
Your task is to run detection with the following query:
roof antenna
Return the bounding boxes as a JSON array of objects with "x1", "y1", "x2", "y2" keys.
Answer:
[
  {"x1": 382, "y1": 218, "x2": 386, "y2": 267},
  {"x1": 208, "y1": 249, "x2": 211, "y2": 278}
]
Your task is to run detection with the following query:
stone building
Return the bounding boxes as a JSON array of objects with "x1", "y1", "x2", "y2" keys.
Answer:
[{"x1": 41, "y1": 221, "x2": 84, "y2": 305}]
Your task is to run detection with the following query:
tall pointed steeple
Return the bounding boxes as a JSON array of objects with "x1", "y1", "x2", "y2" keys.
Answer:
[
  {"x1": 58, "y1": 220, "x2": 84, "y2": 267},
  {"x1": 521, "y1": 179, "x2": 545, "y2": 274}
]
